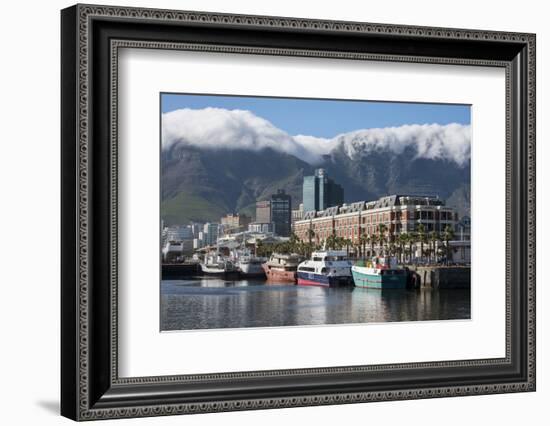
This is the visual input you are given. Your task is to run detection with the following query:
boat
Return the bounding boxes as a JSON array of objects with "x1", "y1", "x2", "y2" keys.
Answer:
[
  {"x1": 161, "y1": 240, "x2": 184, "y2": 263},
  {"x1": 262, "y1": 253, "x2": 304, "y2": 283},
  {"x1": 200, "y1": 253, "x2": 239, "y2": 277},
  {"x1": 351, "y1": 257, "x2": 407, "y2": 289},
  {"x1": 296, "y1": 250, "x2": 353, "y2": 287},
  {"x1": 233, "y1": 249, "x2": 266, "y2": 278}
]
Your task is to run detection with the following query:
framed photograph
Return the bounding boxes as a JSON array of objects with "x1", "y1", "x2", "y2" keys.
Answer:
[{"x1": 61, "y1": 4, "x2": 536, "y2": 421}]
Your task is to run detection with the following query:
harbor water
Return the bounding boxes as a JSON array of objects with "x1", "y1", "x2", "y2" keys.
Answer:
[{"x1": 160, "y1": 277, "x2": 470, "y2": 331}]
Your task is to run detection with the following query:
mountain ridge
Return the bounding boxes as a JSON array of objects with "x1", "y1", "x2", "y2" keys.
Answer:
[{"x1": 161, "y1": 142, "x2": 470, "y2": 226}]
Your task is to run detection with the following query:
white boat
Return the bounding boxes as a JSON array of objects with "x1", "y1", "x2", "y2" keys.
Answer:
[
  {"x1": 162, "y1": 240, "x2": 184, "y2": 263},
  {"x1": 200, "y1": 253, "x2": 239, "y2": 276},
  {"x1": 231, "y1": 248, "x2": 265, "y2": 277},
  {"x1": 296, "y1": 250, "x2": 353, "y2": 287}
]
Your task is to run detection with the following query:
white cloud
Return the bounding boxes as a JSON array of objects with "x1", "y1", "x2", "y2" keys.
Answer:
[
  {"x1": 162, "y1": 108, "x2": 471, "y2": 166},
  {"x1": 334, "y1": 123, "x2": 472, "y2": 166}
]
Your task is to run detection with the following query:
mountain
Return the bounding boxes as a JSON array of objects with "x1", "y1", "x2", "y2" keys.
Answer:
[
  {"x1": 446, "y1": 184, "x2": 471, "y2": 218},
  {"x1": 161, "y1": 144, "x2": 315, "y2": 225},
  {"x1": 161, "y1": 142, "x2": 470, "y2": 226},
  {"x1": 325, "y1": 140, "x2": 471, "y2": 204},
  {"x1": 160, "y1": 108, "x2": 471, "y2": 225}
]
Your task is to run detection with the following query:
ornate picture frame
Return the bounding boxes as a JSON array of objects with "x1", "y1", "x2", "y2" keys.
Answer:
[{"x1": 61, "y1": 4, "x2": 535, "y2": 421}]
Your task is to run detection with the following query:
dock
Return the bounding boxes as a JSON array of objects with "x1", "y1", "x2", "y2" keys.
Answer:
[
  {"x1": 408, "y1": 266, "x2": 471, "y2": 289},
  {"x1": 162, "y1": 263, "x2": 202, "y2": 280}
]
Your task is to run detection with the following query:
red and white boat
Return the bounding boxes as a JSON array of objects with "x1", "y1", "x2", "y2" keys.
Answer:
[{"x1": 262, "y1": 253, "x2": 304, "y2": 283}]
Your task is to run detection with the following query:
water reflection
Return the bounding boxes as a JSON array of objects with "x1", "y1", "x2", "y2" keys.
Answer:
[{"x1": 160, "y1": 277, "x2": 470, "y2": 331}]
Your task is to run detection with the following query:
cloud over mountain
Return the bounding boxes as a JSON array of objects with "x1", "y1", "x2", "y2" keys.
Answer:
[{"x1": 162, "y1": 107, "x2": 471, "y2": 166}]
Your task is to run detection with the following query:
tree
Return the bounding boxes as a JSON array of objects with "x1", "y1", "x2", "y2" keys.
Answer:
[
  {"x1": 408, "y1": 231, "x2": 417, "y2": 263},
  {"x1": 307, "y1": 227, "x2": 315, "y2": 245},
  {"x1": 369, "y1": 233, "x2": 375, "y2": 258},
  {"x1": 325, "y1": 234, "x2": 336, "y2": 250},
  {"x1": 359, "y1": 233, "x2": 370, "y2": 259},
  {"x1": 416, "y1": 224, "x2": 427, "y2": 264},
  {"x1": 377, "y1": 224, "x2": 387, "y2": 257},
  {"x1": 443, "y1": 225, "x2": 455, "y2": 265},
  {"x1": 429, "y1": 230, "x2": 440, "y2": 264},
  {"x1": 343, "y1": 238, "x2": 353, "y2": 256},
  {"x1": 398, "y1": 232, "x2": 409, "y2": 264},
  {"x1": 289, "y1": 232, "x2": 299, "y2": 250}
]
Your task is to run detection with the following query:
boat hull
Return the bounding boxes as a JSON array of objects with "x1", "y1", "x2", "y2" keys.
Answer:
[
  {"x1": 351, "y1": 267, "x2": 407, "y2": 289},
  {"x1": 262, "y1": 264, "x2": 297, "y2": 283},
  {"x1": 238, "y1": 262, "x2": 266, "y2": 278},
  {"x1": 296, "y1": 271, "x2": 352, "y2": 287},
  {"x1": 200, "y1": 264, "x2": 240, "y2": 277}
]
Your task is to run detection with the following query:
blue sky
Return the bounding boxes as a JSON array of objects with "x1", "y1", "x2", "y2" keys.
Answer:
[{"x1": 161, "y1": 93, "x2": 470, "y2": 139}]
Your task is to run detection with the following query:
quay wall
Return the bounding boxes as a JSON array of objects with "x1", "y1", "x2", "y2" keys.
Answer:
[
  {"x1": 162, "y1": 263, "x2": 201, "y2": 280},
  {"x1": 409, "y1": 266, "x2": 471, "y2": 289}
]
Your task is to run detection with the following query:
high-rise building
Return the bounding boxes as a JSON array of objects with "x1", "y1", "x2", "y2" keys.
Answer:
[
  {"x1": 252, "y1": 190, "x2": 292, "y2": 237},
  {"x1": 255, "y1": 200, "x2": 271, "y2": 224},
  {"x1": 302, "y1": 168, "x2": 344, "y2": 213},
  {"x1": 270, "y1": 189, "x2": 292, "y2": 237},
  {"x1": 202, "y1": 223, "x2": 219, "y2": 246}
]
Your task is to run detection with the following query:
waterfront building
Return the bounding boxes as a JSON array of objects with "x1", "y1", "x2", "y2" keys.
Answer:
[
  {"x1": 164, "y1": 225, "x2": 193, "y2": 242},
  {"x1": 189, "y1": 222, "x2": 203, "y2": 238},
  {"x1": 270, "y1": 189, "x2": 292, "y2": 237},
  {"x1": 202, "y1": 223, "x2": 220, "y2": 246},
  {"x1": 294, "y1": 194, "x2": 459, "y2": 246},
  {"x1": 248, "y1": 222, "x2": 274, "y2": 234},
  {"x1": 302, "y1": 168, "x2": 344, "y2": 213},
  {"x1": 457, "y1": 216, "x2": 471, "y2": 241},
  {"x1": 220, "y1": 213, "x2": 251, "y2": 235},
  {"x1": 291, "y1": 203, "x2": 304, "y2": 233},
  {"x1": 255, "y1": 200, "x2": 271, "y2": 224},
  {"x1": 253, "y1": 190, "x2": 292, "y2": 237}
]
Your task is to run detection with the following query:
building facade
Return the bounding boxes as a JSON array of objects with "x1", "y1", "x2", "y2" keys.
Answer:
[
  {"x1": 302, "y1": 168, "x2": 344, "y2": 213},
  {"x1": 270, "y1": 189, "x2": 292, "y2": 237},
  {"x1": 255, "y1": 200, "x2": 271, "y2": 224},
  {"x1": 162, "y1": 225, "x2": 193, "y2": 245},
  {"x1": 248, "y1": 222, "x2": 275, "y2": 234},
  {"x1": 202, "y1": 223, "x2": 219, "y2": 246},
  {"x1": 220, "y1": 213, "x2": 251, "y2": 234},
  {"x1": 294, "y1": 195, "x2": 458, "y2": 245},
  {"x1": 252, "y1": 190, "x2": 292, "y2": 237},
  {"x1": 291, "y1": 203, "x2": 304, "y2": 232}
]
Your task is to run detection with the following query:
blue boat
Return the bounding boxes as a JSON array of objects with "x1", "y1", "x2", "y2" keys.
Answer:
[{"x1": 296, "y1": 250, "x2": 353, "y2": 287}]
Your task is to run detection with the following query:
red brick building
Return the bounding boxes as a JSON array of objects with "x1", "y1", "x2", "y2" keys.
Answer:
[{"x1": 294, "y1": 195, "x2": 458, "y2": 245}]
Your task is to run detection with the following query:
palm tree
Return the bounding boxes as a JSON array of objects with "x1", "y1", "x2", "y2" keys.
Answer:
[
  {"x1": 416, "y1": 224, "x2": 427, "y2": 264},
  {"x1": 377, "y1": 224, "x2": 387, "y2": 256},
  {"x1": 442, "y1": 225, "x2": 455, "y2": 265},
  {"x1": 359, "y1": 233, "x2": 370, "y2": 259},
  {"x1": 369, "y1": 233, "x2": 375, "y2": 258},
  {"x1": 429, "y1": 230, "x2": 440, "y2": 264},
  {"x1": 408, "y1": 231, "x2": 417, "y2": 263},
  {"x1": 307, "y1": 227, "x2": 315, "y2": 245},
  {"x1": 343, "y1": 238, "x2": 353, "y2": 256},
  {"x1": 305, "y1": 228, "x2": 316, "y2": 257},
  {"x1": 325, "y1": 234, "x2": 336, "y2": 250},
  {"x1": 398, "y1": 232, "x2": 409, "y2": 264},
  {"x1": 289, "y1": 232, "x2": 299, "y2": 252},
  {"x1": 387, "y1": 228, "x2": 396, "y2": 258}
]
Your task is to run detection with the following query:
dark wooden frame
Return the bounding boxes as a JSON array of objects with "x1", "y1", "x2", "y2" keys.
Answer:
[{"x1": 61, "y1": 4, "x2": 536, "y2": 421}]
